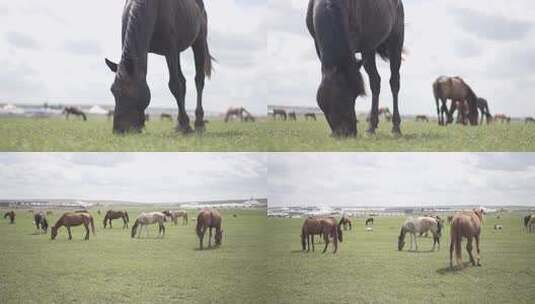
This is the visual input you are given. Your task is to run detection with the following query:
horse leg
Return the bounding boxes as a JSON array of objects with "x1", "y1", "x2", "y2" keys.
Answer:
[
  {"x1": 311, "y1": 235, "x2": 315, "y2": 252},
  {"x1": 447, "y1": 101, "x2": 457, "y2": 125},
  {"x1": 322, "y1": 233, "x2": 329, "y2": 254},
  {"x1": 466, "y1": 237, "x2": 475, "y2": 266},
  {"x1": 388, "y1": 41, "x2": 403, "y2": 135},
  {"x1": 449, "y1": 237, "x2": 454, "y2": 269},
  {"x1": 192, "y1": 42, "x2": 207, "y2": 133},
  {"x1": 363, "y1": 51, "x2": 381, "y2": 134},
  {"x1": 166, "y1": 53, "x2": 192, "y2": 134},
  {"x1": 475, "y1": 235, "x2": 481, "y2": 266},
  {"x1": 110, "y1": 220, "x2": 112, "y2": 229},
  {"x1": 67, "y1": 226, "x2": 72, "y2": 240},
  {"x1": 208, "y1": 227, "x2": 213, "y2": 248},
  {"x1": 84, "y1": 223, "x2": 89, "y2": 240}
]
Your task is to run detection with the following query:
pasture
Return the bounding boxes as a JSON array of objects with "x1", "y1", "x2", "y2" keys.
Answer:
[
  {"x1": 0, "y1": 208, "x2": 267, "y2": 304},
  {"x1": 264, "y1": 214, "x2": 535, "y2": 304},
  {"x1": 266, "y1": 117, "x2": 535, "y2": 151},
  {"x1": 0, "y1": 116, "x2": 271, "y2": 152}
]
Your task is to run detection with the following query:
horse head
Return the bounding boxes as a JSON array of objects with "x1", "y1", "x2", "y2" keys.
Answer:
[
  {"x1": 105, "y1": 58, "x2": 150, "y2": 134},
  {"x1": 398, "y1": 228, "x2": 406, "y2": 251},
  {"x1": 317, "y1": 61, "x2": 364, "y2": 137}
]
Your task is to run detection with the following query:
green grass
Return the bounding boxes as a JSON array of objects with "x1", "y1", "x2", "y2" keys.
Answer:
[
  {"x1": 0, "y1": 208, "x2": 267, "y2": 304},
  {"x1": 265, "y1": 118, "x2": 535, "y2": 151},
  {"x1": 0, "y1": 116, "x2": 271, "y2": 151},
  {"x1": 263, "y1": 215, "x2": 535, "y2": 304}
]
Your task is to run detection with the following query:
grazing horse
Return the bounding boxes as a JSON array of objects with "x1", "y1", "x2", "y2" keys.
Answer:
[
  {"x1": 103, "y1": 210, "x2": 129, "y2": 229},
  {"x1": 494, "y1": 113, "x2": 511, "y2": 123},
  {"x1": 62, "y1": 107, "x2": 87, "y2": 121},
  {"x1": 105, "y1": 0, "x2": 213, "y2": 134},
  {"x1": 196, "y1": 208, "x2": 223, "y2": 250},
  {"x1": 304, "y1": 113, "x2": 317, "y2": 121},
  {"x1": 307, "y1": 0, "x2": 405, "y2": 137},
  {"x1": 131, "y1": 212, "x2": 166, "y2": 238},
  {"x1": 162, "y1": 210, "x2": 189, "y2": 225},
  {"x1": 51, "y1": 212, "x2": 95, "y2": 240},
  {"x1": 34, "y1": 211, "x2": 49, "y2": 233},
  {"x1": 476, "y1": 98, "x2": 492, "y2": 124},
  {"x1": 398, "y1": 217, "x2": 441, "y2": 251},
  {"x1": 272, "y1": 109, "x2": 288, "y2": 121},
  {"x1": 339, "y1": 215, "x2": 352, "y2": 231},
  {"x1": 3, "y1": 211, "x2": 15, "y2": 224},
  {"x1": 301, "y1": 217, "x2": 343, "y2": 253},
  {"x1": 224, "y1": 107, "x2": 246, "y2": 122},
  {"x1": 432, "y1": 76, "x2": 479, "y2": 126},
  {"x1": 525, "y1": 117, "x2": 535, "y2": 124},
  {"x1": 450, "y1": 208, "x2": 484, "y2": 269},
  {"x1": 288, "y1": 112, "x2": 297, "y2": 121},
  {"x1": 415, "y1": 115, "x2": 429, "y2": 122},
  {"x1": 365, "y1": 217, "x2": 374, "y2": 226}
]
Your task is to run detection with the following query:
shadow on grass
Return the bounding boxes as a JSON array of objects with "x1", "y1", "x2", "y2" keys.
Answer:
[
  {"x1": 405, "y1": 249, "x2": 440, "y2": 254},
  {"x1": 194, "y1": 246, "x2": 221, "y2": 251},
  {"x1": 436, "y1": 262, "x2": 474, "y2": 275}
]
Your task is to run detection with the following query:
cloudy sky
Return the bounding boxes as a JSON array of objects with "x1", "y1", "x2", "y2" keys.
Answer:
[
  {"x1": 0, "y1": 0, "x2": 268, "y2": 114},
  {"x1": 268, "y1": 153, "x2": 535, "y2": 207},
  {"x1": 268, "y1": 0, "x2": 535, "y2": 117},
  {"x1": 0, "y1": 153, "x2": 267, "y2": 202}
]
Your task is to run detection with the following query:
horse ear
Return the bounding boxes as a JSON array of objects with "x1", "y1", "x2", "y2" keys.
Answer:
[{"x1": 105, "y1": 58, "x2": 118, "y2": 73}]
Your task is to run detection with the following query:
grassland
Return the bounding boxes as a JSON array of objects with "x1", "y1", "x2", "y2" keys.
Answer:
[
  {"x1": 0, "y1": 116, "x2": 271, "y2": 151},
  {"x1": 2, "y1": 116, "x2": 535, "y2": 151},
  {"x1": 264, "y1": 214, "x2": 535, "y2": 304},
  {"x1": 0, "y1": 208, "x2": 267, "y2": 304}
]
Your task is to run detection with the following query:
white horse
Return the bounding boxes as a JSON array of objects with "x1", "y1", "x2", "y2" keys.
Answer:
[
  {"x1": 131, "y1": 212, "x2": 166, "y2": 238},
  {"x1": 398, "y1": 217, "x2": 442, "y2": 251}
]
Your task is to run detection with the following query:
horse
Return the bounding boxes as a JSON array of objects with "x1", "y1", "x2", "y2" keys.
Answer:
[
  {"x1": 3, "y1": 211, "x2": 15, "y2": 224},
  {"x1": 525, "y1": 215, "x2": 535, "y2": 233},
  {"x1": 103, "y1": 210, "x2": 129, "y2": 229},
  {"x1": 415, "y1": 115, "x2": 429, "y2": 122},
  {"x1": 494, "y1": 113, "x2": 511, "y2": 123},
  {"x1": 34, "y1": 211, "x2": 49, "y2": 233},
  {"x1": 476, "y1": 98, "x2": 492, "y2": 124},
  {"x1": 339, "y1": 215, "x2": 352, "y2": 231},
  {"x1": 131, "y1": 212, "x2": 166, "y2": 238},
  {"x1": 433, "y1": 76, "x2": 479, "y2": 126},
  {"x1": 301, "y1": 216, "x2": 343, "y2": 253},
  {"x1": 62, "y1": 107, "x2": 87, "y2": 121},
  {"x1": 493, "y1": 224, "x2": 503, "y2": 231},
  {"x1": 272, "y1": 109, "x2": 287, "y2": 121},
  {"x1": 51, "y1": 212, "x2": 95, "y2": 240},
  {"x1": 447, "y1": 215, "x2": 454, "y2": 224},
  {"x1": 162, "y1": 210, "x2": 189, "y2": 225},
  {"x1": 365, "y1": 217, "x2": 374, "y2": 226},
  {"x1": 224, "y1": 107, "x2": 246, "y2": 122},
  {"x1": 196, "y1": 208, "x2": 223, "y2": 250},
  {"x1": 450, "y1": 208, "x2": 484, "y2": 269},
  {"x1": 398, "y1": 217, "x2": 441, "y2": 251},
  {"x1": 105, "y1": 0, "x2": 213, "y2": 134},
  {"x1": 288, "y1": 112, "x2": 297, "y2": 121},
  {"x1": 525, "y1": 117, "x2": 535, "y2": 124},
  {"x1": 307, "y1": 0, "x2": 405, "y2": 137},
  {"x1": 304, "y1": 113, "x2": 317, "y2": 121},
  {"x1": 160, "y1": 113, "x2": 173, "y2": 121}
]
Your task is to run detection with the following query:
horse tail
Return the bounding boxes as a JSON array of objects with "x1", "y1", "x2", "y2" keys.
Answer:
[
  {"x1": 196, "y1": 214, "x2": 203, "y2": 238},
  {"x1": 103, "y1": 213, "x2": 108, "y2": 228},
  {"x1": 82, "y1": 112, "x2": 87, "y2": 121},
  {"x1": 90, "y1": 215, "x2": 95, "y2": 235},
  {"x1": 301, "y1": 227, "x2": 307, "y2": 251},
  {"x1": 131, "y1": 219, "x2": 139, "y2": 238},
  {"x1": 43, "y1": 218, "x2": 49, "y2": 231},
  {"x1": 124, "y1": 211, "x2": 129, "y2": 223},
  {"x1": 451, "y1": 219, "x2": 463, "y2": 265},
  {"x1": 436, "y1": 219, "x2": 442, "y2": 236}
]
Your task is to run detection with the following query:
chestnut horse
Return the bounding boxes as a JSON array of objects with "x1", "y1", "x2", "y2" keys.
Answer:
[
  {"x1": 433, "y1": 76, "x2": 479, "y2": 126},
  {"x1": 339, "y1": 215, "x2": 352, "y2": 231},
  {"x1": 51, "y1": 212, "x2": 95, "y2": 240},
  {"x1": 301, "y1": 217, "x2": 343, "y2": 253},
  {"x1": 450, "y1": 208, "x2": 484, "y2": 269},
  {"x1": 131, "y1": 212, "x2": 166, "y2": 238},
  {"x1": 162, "y1": 210, "x2": 189, "y2": 225},
  {"x1": 196, "y1": 208, "x2": 223, "y2": 250},
  {"x1": 103, "y1": 210, "x2": 129, "y2": 229},
  {"x1": 398, "y1": 217, "x2": 441, "y2": 251},
  {"x1": 3, "y1": 211, "x2": 15, "y2": 224},
  {"x1": 34, "y1": 211, "x2": 49, "y2": 233}
]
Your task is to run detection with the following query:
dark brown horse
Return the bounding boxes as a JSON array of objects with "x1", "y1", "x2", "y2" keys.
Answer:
[
  {"x1": 301, "y1": 216, "x2": 343, "y2": 253},
  {"x1": 272, "y1": 109, "x2": 288, "y2": 120},
  {"x1": 3, "y1": 211, "x2": 15, "y2": 224},
  {"x1": 307, "y1": 0, "x2": 405, "y2": 137},
  {"x1": 196, "y1": 208, "x2": 223, "y2": 250},
  {"x1": 105, "y1": 0, "x2": 213, "y2": 134},
  {"x1": 339, "y1": 215, "x2": 352, "y2": 231},
  {"x1": 288, "y1": 112, "x2": 297, "y2": 121},
  {"x1": 63, "y1": 107, "x2": 87, "y2": 121},
  {"x1": 365, "y1": 217, "x2": 374, "y2": 225},
  {"x1": 450, "y1": 208, "x2": 484, "y2": 269},
  {"x1": 304, "y1": 113, "x2": 317, "y2": 121},
  {"x1": 34, "y1": 211, "x2": 49, "y2": 233},
  {"x1": 433, "y1": 76, "x2": 479, "y2": 126},
  {"x1": 103, "y1": 210, "x2": 129, "y2": 229},
  {"x1": 51, "y1": 212, "x2": 95, "y2": 240}
]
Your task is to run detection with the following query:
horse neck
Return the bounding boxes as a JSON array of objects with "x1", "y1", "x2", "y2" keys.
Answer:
[{"x1": 120, "y1": 0, "x2": 158, "y2": 79}]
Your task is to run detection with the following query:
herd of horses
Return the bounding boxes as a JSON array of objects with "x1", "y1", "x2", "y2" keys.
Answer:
[
  {"x1": 3, "y1": 208, "x2": 222, "y2": 250},
  {"x1": 270, "y1": 109, "x2": 318, "y2": 121}
]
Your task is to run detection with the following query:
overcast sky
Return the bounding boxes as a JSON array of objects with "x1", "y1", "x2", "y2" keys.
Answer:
[
  {"x1": 0, "y1": 0, "x2": 268, "y2": 114},
  {"x1": 1, "y1": 1, "x2": 533, "y2": 116},
  {"x1": 0, "y1": 153, "x2": 267, "y2": 202},
  {"x1": 268, "y1": 153, "x2": 535, "y2": 207},
  {"x1": 268, "y1": 0, "x2": 535, "y2": 117}
]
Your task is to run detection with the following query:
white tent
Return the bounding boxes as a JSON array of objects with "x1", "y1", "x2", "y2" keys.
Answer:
[
  {"x1": 88, "y1": 105, "x2": 108, "y2": 115},
  {"x1": 0, "y1": 104, "x2": 24, "y2": 115}
]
